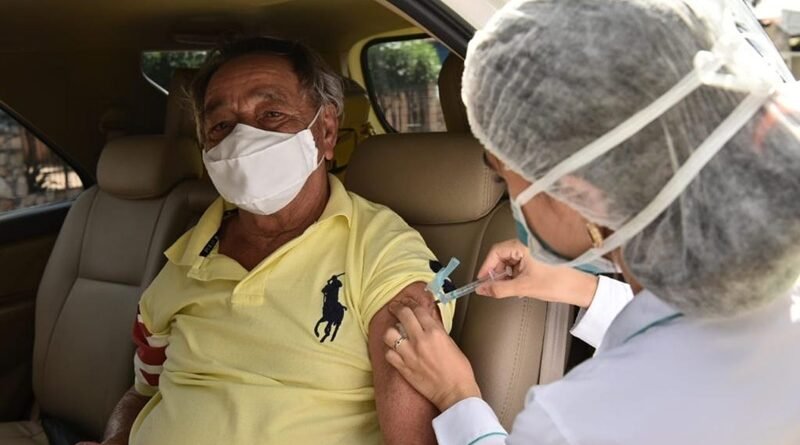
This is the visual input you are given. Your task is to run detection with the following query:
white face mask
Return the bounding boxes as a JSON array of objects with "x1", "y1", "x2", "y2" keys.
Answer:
[{"x1": 203, "y1": 108, "x2": 324, "y2": 215}]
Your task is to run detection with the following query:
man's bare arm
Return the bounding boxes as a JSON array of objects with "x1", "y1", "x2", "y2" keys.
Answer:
[
  {"x1": 78, "y1": 386, "x2": 150, "y2": 445},
  {"x1": 368, "y1": 281, "x2": 442, "y2": 445}
]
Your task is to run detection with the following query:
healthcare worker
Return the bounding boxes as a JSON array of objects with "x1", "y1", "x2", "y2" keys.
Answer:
[{"x1": 383, "y1": 0, "x2": 800, "y2": 444}]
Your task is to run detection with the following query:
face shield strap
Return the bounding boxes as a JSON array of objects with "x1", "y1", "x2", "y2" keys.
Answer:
[
  {"x1": 512, "y1": 23, "x2": 782, "y2": 268},
  {"x1": 566, "y1": 91, "x2": 772, "y2": 267},
  {"x1": 514, "y1": 25, "x2": 783, "y2": 208},
  {"x1": 514, "y1": 59, "x2": 718, "y2": 206}
]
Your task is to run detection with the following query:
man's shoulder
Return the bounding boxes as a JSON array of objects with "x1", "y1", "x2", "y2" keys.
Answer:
[{"x1": 347, "y1": 190, "x2": 415, "y2": 231}]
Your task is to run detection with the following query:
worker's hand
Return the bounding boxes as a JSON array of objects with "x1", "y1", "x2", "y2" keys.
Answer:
[
  {"x1": 476, "y1": 239, "x2": 598, "y2": 308},
  {"x1": 384, "y1": 300, "x2": 481, "y2": 412}
]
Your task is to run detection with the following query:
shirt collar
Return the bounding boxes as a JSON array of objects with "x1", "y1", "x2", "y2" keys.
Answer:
[
  {"x1": 598, "y1": 289, "x2": 683, "y2": 352},
  {"x1": 165, "y1": 174, "x2": 352, "y2": 267},
  {"x1": 318, "y1": 174, "x2": 352, "y2": 228}
]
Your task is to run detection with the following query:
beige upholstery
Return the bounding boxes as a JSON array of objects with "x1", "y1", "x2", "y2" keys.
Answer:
[
  {"x1": 340, "y1": 78, "x2": 372, "y2": 133},
  {"x1": 0, "y1": 69, "x2": 211, "y2": 441},
  {"x1": 439, "y1": 54, "x2": 572, "y2": 412},
  {"x1": 0, "y1": 421, "x2": 47, "y2": 445},
  {"x1": 333, "y1": 78, "x2": 374, "y2": 176},
  {"x1": 345, "y1": 133, "x2": 502, "y2": 226},
  {"x1": 438, "y1": 55, "x2": 470, "y2": 134},
  {"x1": 96, "y1": 136, "x2": 203, "y2": 199},
  {"x1": 345, "y1": 134, "x2": 547, "y2": 429},
  {"x1": 28, "y1": 150, "x2": 203, "y2": 439}
]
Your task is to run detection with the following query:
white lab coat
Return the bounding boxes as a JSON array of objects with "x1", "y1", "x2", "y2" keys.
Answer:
[
  {"x1": 433, "y1": 286, "x2": 800, "y2": 444},
  {"x1": 569, "y1": 275, "x2": 634, "y2": 348}
]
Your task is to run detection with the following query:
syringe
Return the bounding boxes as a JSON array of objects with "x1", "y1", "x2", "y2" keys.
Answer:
[{"x1": 436, "y1": 266, "x2": 513, "y2": 305}]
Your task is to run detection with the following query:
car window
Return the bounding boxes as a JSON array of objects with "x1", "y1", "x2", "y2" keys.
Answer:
[
  {"x1": 363, "y1": 37, "x2": 449, "y2": 133},
  {"x1": 0, "y1": 108, "x2": 83, "y2": 213},
  {"x1": 141, "y1": 50, "x2": 208, "y2": 94}
]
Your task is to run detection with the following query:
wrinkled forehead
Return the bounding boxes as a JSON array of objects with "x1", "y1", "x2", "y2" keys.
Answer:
[{"x1": 203, "y1": 53, "x2": 305, "y2": 112}]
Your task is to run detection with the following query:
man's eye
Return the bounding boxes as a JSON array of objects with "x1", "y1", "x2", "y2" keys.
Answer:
[
  {"x1": 261, "y1": 111, "x2": 284, "y2": 120},
  {"x1": 211, "y1": 122, "x2": 232, "y2": 133}
]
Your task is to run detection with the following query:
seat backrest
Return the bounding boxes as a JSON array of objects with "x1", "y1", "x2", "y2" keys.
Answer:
[
  {"x1": 345, "y1": 132, "x2": 548, "y2": 429},
  {"x1": 164, "y1": 68, "x2": 219, "y2": 223},
  {"x1": 438, "y1": 55, "x2": 470, "y2": 134},
  {"x1": 31, "y1": 104, "x2": 204, "y2": 437},
  {"x1": 332, "y1": 78, "x2": 374, "y2": 177}
]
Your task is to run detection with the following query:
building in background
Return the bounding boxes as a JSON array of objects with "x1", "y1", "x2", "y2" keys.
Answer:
[{"x1": 750, "y1": 0, "x2": 800, "y2": 77}]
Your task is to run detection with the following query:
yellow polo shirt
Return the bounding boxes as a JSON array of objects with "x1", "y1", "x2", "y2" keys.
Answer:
[{"x1": 129, "y1": 175, "x2": 454, "y2": 445}]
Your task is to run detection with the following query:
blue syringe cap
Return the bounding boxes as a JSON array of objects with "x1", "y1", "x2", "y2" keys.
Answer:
[{"x1": 425, "y1": 257, "x2": 460, "y2": 300}]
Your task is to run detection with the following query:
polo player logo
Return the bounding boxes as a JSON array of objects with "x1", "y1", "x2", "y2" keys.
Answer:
[{"x1": 314, "y1": 273, "x2": 348, "y2": 343}]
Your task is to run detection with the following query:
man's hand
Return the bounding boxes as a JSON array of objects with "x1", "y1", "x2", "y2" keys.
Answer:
[
  {"x1": 368, "y1": 282, "x2": 442, "y2": 445},
  {"x1": 77, "y1": 387, "x2": 151, "y2": 445}
]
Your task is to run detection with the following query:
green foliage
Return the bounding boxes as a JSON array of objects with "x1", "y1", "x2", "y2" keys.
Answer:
[
  {"x1": 367, "y1": 40, "x2": 442, "y2": 92},
  {"x1": 141, "y1": 51, "x2": 208, "y2": 91}
]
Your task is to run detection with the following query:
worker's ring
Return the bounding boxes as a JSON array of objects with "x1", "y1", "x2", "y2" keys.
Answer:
[{"x1": 393, "y1": 336, "x2": 408, "y2": 351}]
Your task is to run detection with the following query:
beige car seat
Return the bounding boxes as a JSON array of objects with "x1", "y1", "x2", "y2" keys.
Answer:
[
  {"x1": 0, "y1": 72, "x2": 206, "y2": 444},
  {"x1": 332, "y1": 78, "x2": 374, "y2": 177},
  {"x1": 345, "y1": 54, "x2": 551, "y2": 427},
  {"x1": 439, "y1": 53, "x2": 575, "y2": 382}
]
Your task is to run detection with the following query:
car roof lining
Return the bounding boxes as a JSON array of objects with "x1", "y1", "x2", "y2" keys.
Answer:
[{"x1": 0, "y1": 0, "x2": 414, "y2": 53}]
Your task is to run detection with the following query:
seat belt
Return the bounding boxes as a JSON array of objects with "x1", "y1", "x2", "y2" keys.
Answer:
[{"x1": 538, "y1": 302, "x2": 572, "y2": 384}]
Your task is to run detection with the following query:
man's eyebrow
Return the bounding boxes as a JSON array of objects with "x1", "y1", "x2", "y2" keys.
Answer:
[
  {"x1": 202, "y1": 88, "x2": 290, "y2": 119},
  {"x1": 202, "y1": 99, "x2": 224, "y2": 119},
  {"x1": 248, "y1": 88, "x2": 289, "y2": 103}
]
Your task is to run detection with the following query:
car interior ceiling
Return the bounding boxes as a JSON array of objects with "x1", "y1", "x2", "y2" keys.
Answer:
[
  {"x1": 0, "y1": 0, "x2": 413, "y2": 177},
  {"x1": 0, "y1": 0, "x2": 586, "y2": 439}
]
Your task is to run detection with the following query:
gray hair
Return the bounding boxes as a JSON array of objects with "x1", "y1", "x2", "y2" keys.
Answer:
[
  {"x1": 189, "y1": 36, "x2": 344, "y2": 145},
  {"x1": 464, "y1": 0, "x2": 800, "y2": 317}
]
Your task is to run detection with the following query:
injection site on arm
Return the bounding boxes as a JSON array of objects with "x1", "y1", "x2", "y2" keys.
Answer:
[{"x1": 426, "y1": 257, "x2": 513, "y2": 305}]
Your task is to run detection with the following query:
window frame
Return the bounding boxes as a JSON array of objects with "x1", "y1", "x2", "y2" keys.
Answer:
[
  {"x1": 0, "y1": 101, "x2": 93, "y2": 214},
  {"x1": 360, "y1": 33, "x2": 445, "y2": 134}
]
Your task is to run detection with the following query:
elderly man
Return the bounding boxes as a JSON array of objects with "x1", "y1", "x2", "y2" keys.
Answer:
[{"x1": 86, "y1": 37, "x2": 454, "y2": 445}]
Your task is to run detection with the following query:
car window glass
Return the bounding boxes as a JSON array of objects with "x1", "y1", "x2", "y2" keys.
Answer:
[
  {"x1": 363, "y1": 37, "x2": 449, "y2": 133},
  {"x1": 0, "y1": 108, "x2": 83, "y2": 213}
]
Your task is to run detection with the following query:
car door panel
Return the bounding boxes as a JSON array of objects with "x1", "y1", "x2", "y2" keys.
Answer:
[{"x1": 0, "y1": 204, "x2": 69, "y2": 420}]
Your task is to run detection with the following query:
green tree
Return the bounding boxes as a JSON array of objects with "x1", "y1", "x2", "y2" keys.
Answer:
[{"x1": 367, "y1": 40, "x2": 442, "y2": 93}]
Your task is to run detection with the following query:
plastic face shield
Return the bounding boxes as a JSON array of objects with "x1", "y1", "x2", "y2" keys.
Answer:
[{"x1": 511, "y1": 4, "x2": 796, "y2": 270}]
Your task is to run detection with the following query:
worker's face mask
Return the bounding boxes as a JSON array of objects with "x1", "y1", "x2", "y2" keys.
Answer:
[
  {"x1": 510, "y1": 200, "x2": 617, "y2": 275},
  {"x1": 203, "y1": 108, "x2": 324, "y2": 215}
]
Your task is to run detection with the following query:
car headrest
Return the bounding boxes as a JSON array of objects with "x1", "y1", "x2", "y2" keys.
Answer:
[
  {"x1": 165, "y1": 68, "x2": 199, "y2": 140},
  {"x1": 97, "y1": 135, "x2": 203, "y2": 199},
  {"x1": 345, "y1": 133, "x2": 504, "y2": 225},
  {"x1": 98, "y1": 106, "x2": 132, "y2": 141},
  {"x1": 438, "y1": 55, "x2": 470, "y2": 134},
  {"x1": 340, "y1": 78, "x2": 371, "y2": 131}
]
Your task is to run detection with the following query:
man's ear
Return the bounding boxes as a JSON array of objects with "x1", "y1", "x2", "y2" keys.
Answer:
[{"x1": 319, "y1": 104, "x2": 339, "y2": 161}]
